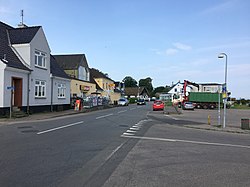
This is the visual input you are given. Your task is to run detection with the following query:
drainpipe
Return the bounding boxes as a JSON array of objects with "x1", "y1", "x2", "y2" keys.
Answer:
[
  {"x1": 27, "y1": 72, "x2": 31, "y2": 115},
  {"x1": 50, "y1": 74, "x2": 53, "y2": 112}
]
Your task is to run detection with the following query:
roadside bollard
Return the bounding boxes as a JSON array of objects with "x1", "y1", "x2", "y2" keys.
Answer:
[{"x1": 208, "y1": 115, "x2": 211, "y2": 125}]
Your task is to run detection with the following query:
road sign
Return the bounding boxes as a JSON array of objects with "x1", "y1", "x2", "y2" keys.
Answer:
[{"x1": 7, "y1": 86, "x2": 15, "y2": 90}]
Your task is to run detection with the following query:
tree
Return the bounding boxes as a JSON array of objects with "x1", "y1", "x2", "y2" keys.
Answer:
[
  {"x1": 139, "y1": 77, "x2": 153, "y2": 94},
  {"x1": 152, "y1": 85, "x2": 171, "y2": 96},
  {"x1": 123, "y1": 76, "x2": 138, "y2": 87}
]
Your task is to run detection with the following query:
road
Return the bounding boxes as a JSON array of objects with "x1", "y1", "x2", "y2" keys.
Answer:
[{"x1": 0, "y1": 104, "x2": 249, "y2": 187}]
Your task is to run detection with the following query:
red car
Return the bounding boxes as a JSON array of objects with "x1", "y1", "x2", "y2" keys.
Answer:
[{"x1": 153, "y1": 100, "x2": 164, "y2": 111}]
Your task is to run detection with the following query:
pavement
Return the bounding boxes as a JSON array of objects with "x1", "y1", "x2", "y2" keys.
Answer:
[{"x1": 0, "y1": 105, "x2": 249, "y2": 134}]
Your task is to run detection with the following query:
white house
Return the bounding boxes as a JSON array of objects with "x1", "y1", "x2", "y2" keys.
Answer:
[
  {"x1": 168, "y1": 82, "x2": 193, "y2": 103},
  {"x1": 0, "y1": 21, "x2": 70, "y2": 116}
]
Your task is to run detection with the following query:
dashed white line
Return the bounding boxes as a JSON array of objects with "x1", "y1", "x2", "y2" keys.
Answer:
[
  {"x1": 96, "y1": 113, "x2": 114, "y2": 119},
  {"x1": 122, "y1": 132, "x2": 135, "y2": 136},
  {"x1": 130, "y1": 108, "x2": 137, "y2": 110},
  {"x1": 130, "y1": 127, "x2": 139, "y2": 131},
  {"x1": 126, "y1": 130, "x2": 137, "y2": 133},
  {"x1": 118, "y1": 110, "x2": 127, "y2": 114},
  {"x1": 121, "y1": 135, "x2": 250, "y2": 149},
  {"x1": 37, "y1": 121, "x2": 84, "y2": 135}
]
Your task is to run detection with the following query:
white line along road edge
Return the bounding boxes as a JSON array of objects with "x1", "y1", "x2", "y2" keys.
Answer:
[{"x1": 121, "y1": 135, "x2": 250, "y2": 149}]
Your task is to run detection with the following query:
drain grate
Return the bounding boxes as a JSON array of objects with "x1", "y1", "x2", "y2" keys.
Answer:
[
  {"x1": 21, "y1": 129, "x2": 39, "y2": 133},
  {"x1": 18, "y1": 126, "x2": 33, "y2": 129}
]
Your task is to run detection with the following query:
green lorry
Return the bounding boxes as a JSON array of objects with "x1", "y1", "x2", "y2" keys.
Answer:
[{"x1": 188, "y1": 92, "x2": 222, "y2": 109}]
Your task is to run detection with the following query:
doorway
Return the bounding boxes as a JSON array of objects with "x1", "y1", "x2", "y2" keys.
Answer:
[{"x1": 12, "y1": 77, "x2": 23, "y2": 107}]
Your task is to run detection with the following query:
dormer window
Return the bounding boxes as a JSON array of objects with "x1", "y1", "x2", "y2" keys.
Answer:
[{"x1": 35, "y1": 50, "x2": 46, "y2": 68}]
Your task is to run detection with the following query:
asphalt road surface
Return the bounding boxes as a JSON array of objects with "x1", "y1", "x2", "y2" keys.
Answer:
[{"x1": 0, "y1": 104, "x2": 249, "y2": 187}]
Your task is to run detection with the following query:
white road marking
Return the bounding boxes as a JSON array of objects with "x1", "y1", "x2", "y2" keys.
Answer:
[
  {"x1": 130, "y1": 108, "x2": 137, "y2": 110},
  {"x1": 122, "y1": 132, "x2": 135, "y2": 136},
  {"x1": 96, "y1": 113, "x2": 114, "y2": 119},
  {"x1": 165, "y1": 115, "x2": 179, "y2": 120},
  {"x1": 126, "y1": 130, "x2": 137, "y2": 133},
  {"x1": 105, "y1": 142, "x2": 125, "y2": 161},
  {"x1": 132, "y1": 125, "x2": 141, "y2": 128},
  {"x1": 130, "y1": 127, "x2": 139, "y2": 131},
  {"x1": 118, "y1": 110, "x2": 127, "y2": 114},
  {"x1": 37, "y1": 121, "x2": 84, "y2": 135},
  {"x1": 121, "y1": 135, "x2": 250, "y2": 149}
]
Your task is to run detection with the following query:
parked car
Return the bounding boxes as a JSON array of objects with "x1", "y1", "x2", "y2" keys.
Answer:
[
  {"x1": 137, "y1": 99, "x2": 146, "y2": 105},
  {"x1": 118, "y1": 98, "x2": 129, "y2": 106},
  {"x1": 182, "y1": 102, "x2": 194, "y2": 110},
  {"x1": 153, "y1": 100, "x2": 164, "y2": 111}
]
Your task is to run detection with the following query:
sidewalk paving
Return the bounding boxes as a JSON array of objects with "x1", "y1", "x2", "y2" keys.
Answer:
[{"x1": 184, "y1": 124, "x2": 250, "y2": 134}]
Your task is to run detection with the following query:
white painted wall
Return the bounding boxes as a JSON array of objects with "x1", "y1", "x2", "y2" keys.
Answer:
[
  {"x1": 28, "y1": 27, "x2": 52, "y2": 106},
  {"x1": 78, "y1": 66, "x2": 89, "y2": 81},
  {"x1": 52, "y1": 77, "x2": 71, "y2": 105},
  {"x1": 0, "y1": 61, "x2": 6, "y2": 107}
]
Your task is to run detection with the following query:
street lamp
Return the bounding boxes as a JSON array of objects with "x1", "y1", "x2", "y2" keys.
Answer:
[{"x1": 218, "y1": 53, "x2": 228, "y2": 128}]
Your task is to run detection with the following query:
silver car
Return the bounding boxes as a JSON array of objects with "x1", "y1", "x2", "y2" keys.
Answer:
[
  {"x1": 182, "y1": 102, "x2": 194, "y2": 110},
  {"x1": 118, "y1": 98, "x2": 129, "y2": 106}
]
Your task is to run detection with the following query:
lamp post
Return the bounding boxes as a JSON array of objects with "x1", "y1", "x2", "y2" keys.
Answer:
[{"x1": 218, "y1": 53, "x2": 228, "y2": 128}]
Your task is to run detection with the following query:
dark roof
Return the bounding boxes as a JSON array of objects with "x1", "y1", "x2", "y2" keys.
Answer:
[
  {"x1": 0, "y1": 21, "x2": 30, "y2": 71},
  {"x1": 90, "y1": 68, "x2": 114, "y2": 82},
  {"x1": 50, "y1": 55, "x2": 70, "y2": 79},
  {"x1": 53, "y1": 54, "x2": 89, "y2": 70},
  {"x1": 125, "y1": 87, "x2": 148, "y2": 96},
  {"x1": 8, "y1": 26, "x2": 40, "y2": 44}
]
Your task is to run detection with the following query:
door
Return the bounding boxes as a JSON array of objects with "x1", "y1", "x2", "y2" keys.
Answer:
[{"x1": 12, "y1": 77, "x2": 23, "y2": 107}]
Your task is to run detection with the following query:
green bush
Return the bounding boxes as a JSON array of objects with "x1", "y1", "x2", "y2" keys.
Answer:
[{"x1": 129, "y1": 98, "x2": 137, "y2": 104}]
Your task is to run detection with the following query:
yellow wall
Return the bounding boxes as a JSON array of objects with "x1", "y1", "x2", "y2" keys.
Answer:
[
  {"x1": 65, "y1": 69, "x2": 78, "y2": 79},
  {"x1": 94, "y1": 78, "x2": 121, "y2": 103},
  {"x1": 71, "y1": 79, "x2": 96, "y2": 97}
]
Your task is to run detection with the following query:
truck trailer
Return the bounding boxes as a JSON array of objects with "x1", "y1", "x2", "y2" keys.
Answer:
[{"x1": 188, "y1": 92, "x2": 222, "y2": 109}]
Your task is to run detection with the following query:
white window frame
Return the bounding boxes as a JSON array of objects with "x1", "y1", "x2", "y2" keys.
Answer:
[
  {"x1": 35, "y1": 50, "x2": 46, "y2": 68},
  {"x1": 35, "y1": 80, "x2": 46, "y2": 98},
  {"x1": 58, "y1": 83, "x2": 66, "y2": 98}
]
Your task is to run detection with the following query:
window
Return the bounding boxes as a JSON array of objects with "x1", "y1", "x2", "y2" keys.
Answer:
[
  {"x1": 35, "y1": 50, "x2": 46, "y2": 68},
  {"x1": 35, "y1": 80, "x2": 46, "y2": 98},
  {"x1": 58, "y1": 83, "x2": 66, "y2": 98}
]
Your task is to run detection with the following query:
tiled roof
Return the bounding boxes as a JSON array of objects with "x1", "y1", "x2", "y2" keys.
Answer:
[
  {"x1": 50, "y1": 55, "x2": 70, "y2": 79},
  {"x1": 90, "y1": 68, "x2": 114, "y2": 82},
  {"x1": 53, "y1": 54, "x2": 89, "y2": 70},
  {"x1": 8, "y1": 26, "x2": 40, "y2": 44},
  {"x1": 125, "y1": 87, "x2": 147, "y2": 96},
  {"x1": 0, "y1": 21, "x2": 30, "y2": 71}
]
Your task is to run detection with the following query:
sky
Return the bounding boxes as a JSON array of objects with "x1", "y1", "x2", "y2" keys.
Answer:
[{"x1": 1, "y1": 0, "x2": 250, "y2": 99}]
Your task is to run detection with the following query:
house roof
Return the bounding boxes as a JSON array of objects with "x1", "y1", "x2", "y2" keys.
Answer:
[
  {"x1": 53, "y1": 54, "x2": 89, "y2": 70},
  {"x1": 90, "y1": 68, "x2": 114, "y2": 82},
  {"x1": 8, "y1": 26, "x2": 41, "y2": 44},
  {"x1": 125, "y1": 87, "x2": 149, "y2": 96},
  {"x1": 50, "y1": 55, "x2": 70, "y2": 79},
  {"x1": 0, "y1": 21, "x2": 31, "y2": 71}
]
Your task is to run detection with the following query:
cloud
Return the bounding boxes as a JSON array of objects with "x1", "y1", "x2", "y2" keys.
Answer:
[
  {"x1": 173, "y1": 42, "x2": 192, "y2": 51},
  {"x1": 201, "y1": 0, "x2": 236, "y2": 15},
  {"x1": 166, "y1": 48, "x2": 178, "y2": 55}
]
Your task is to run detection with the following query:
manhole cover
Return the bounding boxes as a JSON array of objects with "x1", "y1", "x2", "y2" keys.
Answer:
[
  {"x1": 18, "y1": 126, "x2": 33, "y2": 129},
  {"x1": 21, "y1": 130, "x2": 39, "y2": 133}
]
